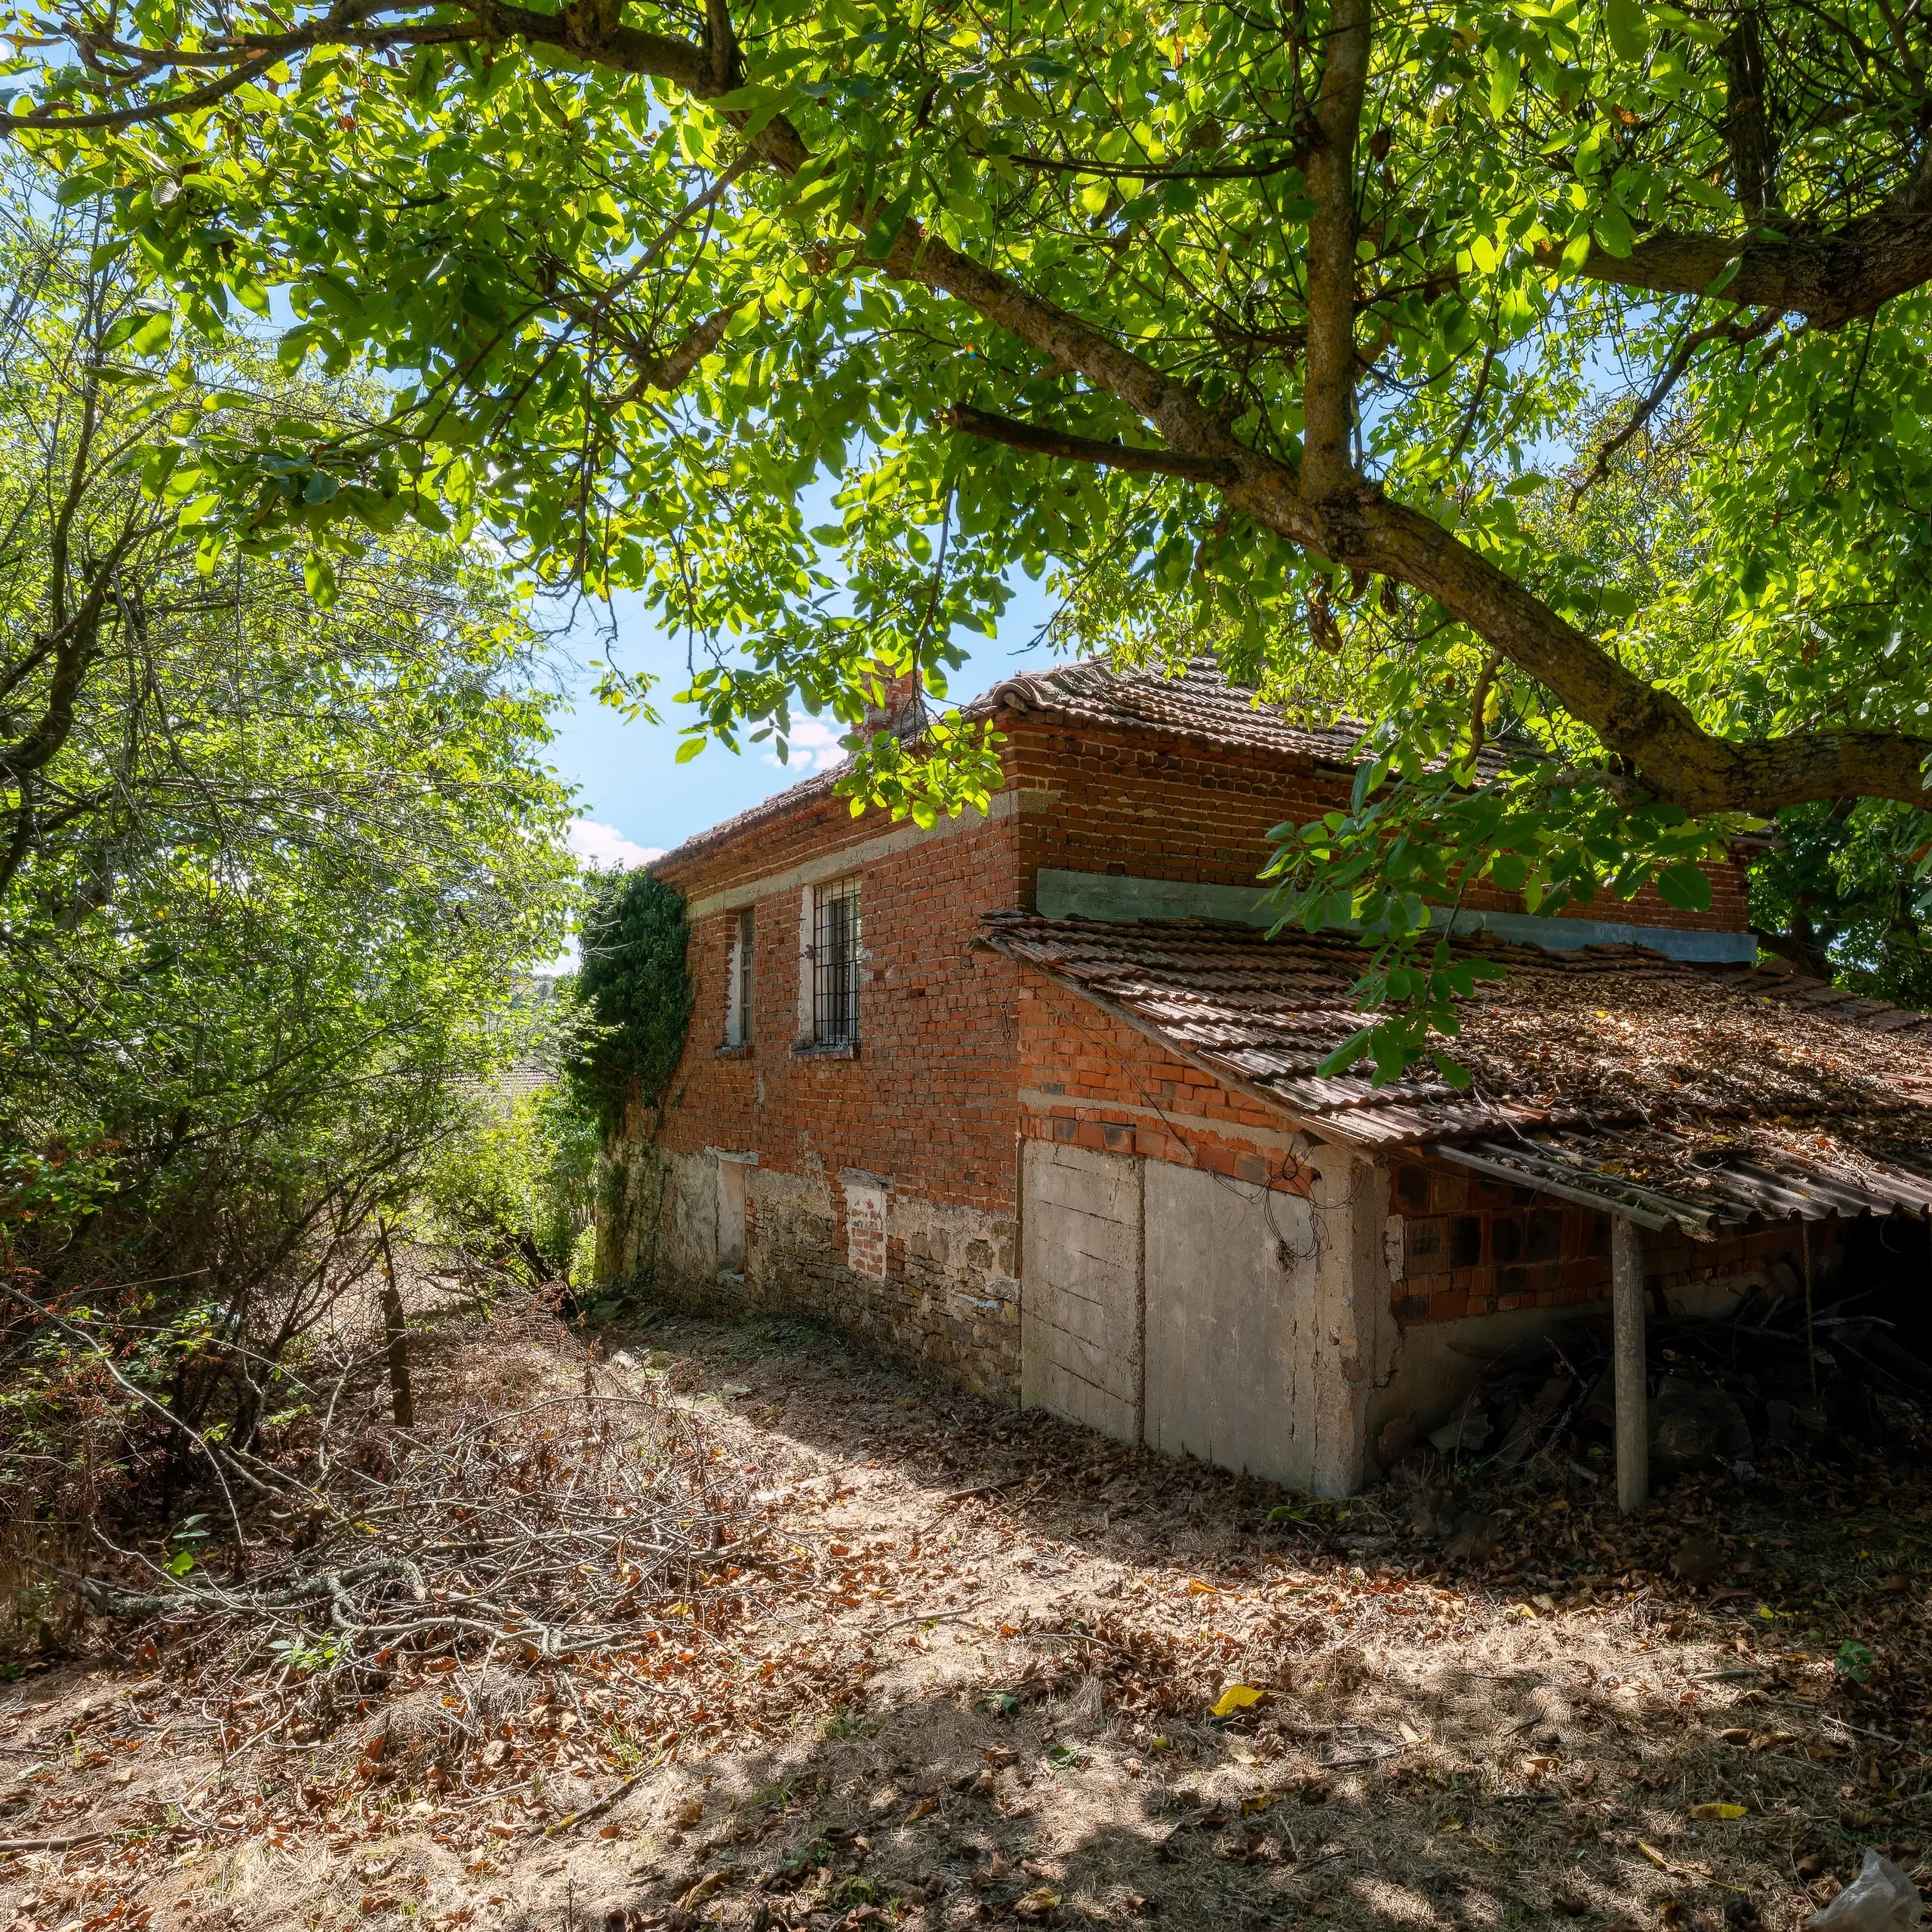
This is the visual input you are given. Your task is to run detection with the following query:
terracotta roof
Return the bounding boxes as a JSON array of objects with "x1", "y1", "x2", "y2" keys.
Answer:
[
  {"x1": 651, "y1": 762, "x2": 848, "y2": 874},
  {"x1": 980, "y1": 911, "x2": 1932, "y2": 1234},
  {"x1": 976, "y1": 657, "x2": 1371, "y2": 765},
  {"x1": 654, "y1": 658, "x2": 1403, "y2": 873}
]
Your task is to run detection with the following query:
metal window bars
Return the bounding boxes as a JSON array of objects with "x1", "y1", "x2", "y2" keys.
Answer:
[{"x1": 812, "y1": 876, "x2": 862, "y2": 1045}]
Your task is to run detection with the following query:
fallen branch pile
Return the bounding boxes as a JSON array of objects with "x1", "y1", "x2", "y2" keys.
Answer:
[{"x1": 72, "y1": 1295, "x2": 776, "y2": 1761}]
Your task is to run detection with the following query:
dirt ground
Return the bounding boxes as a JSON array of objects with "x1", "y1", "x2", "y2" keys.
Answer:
[{"x1": 5, "y1": 1300, "x2": 1931, "y2": 1931}]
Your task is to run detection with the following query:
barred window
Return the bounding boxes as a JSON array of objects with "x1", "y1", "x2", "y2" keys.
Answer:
[
  {"x1": 810, "y1": 875, "x2": 862, "y2": 1046},
  {"x1": 724, "y1": 907, "x2": 754, "y2": 1047}
]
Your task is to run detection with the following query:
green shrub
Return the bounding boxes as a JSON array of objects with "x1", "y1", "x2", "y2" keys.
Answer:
[{"x1": 417, "y1": 1079, "x2": 601, "y2": 1284}]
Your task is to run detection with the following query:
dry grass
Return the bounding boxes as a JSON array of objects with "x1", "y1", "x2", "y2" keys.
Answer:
[{"x1": 3, "y1": 1297, "x2": 1929, "y2": 1932}]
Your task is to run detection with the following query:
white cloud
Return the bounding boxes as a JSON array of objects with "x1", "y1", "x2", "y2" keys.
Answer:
[
  {"x1": 567, "y1": 819, "x2": 664, "y2": 871},
  {"x1": 763, "y1": 717, "x2": 848, "y2": 774}
]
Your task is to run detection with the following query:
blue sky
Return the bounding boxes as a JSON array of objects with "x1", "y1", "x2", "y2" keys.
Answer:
[{"x1": 546, "y1": 583, "x2": 1058, "y2": 872}]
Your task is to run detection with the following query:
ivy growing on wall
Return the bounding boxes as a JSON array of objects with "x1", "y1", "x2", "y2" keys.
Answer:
[{"x1": 567, "y1": 869, "x2": 694, "y2": 1140}]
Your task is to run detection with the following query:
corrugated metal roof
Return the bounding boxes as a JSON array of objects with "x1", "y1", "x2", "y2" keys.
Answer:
[{"x1": 983, "y1": 911, "x2": 1932, "y2": 1235}]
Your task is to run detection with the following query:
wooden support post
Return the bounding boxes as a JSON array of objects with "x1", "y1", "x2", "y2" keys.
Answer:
[
  {"x1": 377, "y1": 1217, "x2": 414, "y2": 1429},
  {"x1": 1611, "y1": 1214, "x2": 1648, "y2": 1513}
]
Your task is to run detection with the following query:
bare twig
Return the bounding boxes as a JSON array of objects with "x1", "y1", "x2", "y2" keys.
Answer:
[
  {"x1": 544, "y1": 1768, "x2": 648, "y2": 1835},
  {"x1": 0, "y1": 1281, "x2": 251, "y2": 1549}
]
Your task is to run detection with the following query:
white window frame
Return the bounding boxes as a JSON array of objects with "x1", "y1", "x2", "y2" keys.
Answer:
[{"x1": 724, "y1": 906, "x2": 754, "y2": 1048}]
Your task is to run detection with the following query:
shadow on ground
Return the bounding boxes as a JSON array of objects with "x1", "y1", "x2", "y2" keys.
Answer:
[{"x1": 5, "y1": 1297, "x2": 1927, "y2": 1932}]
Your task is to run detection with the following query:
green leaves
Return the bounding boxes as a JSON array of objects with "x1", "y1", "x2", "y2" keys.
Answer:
[
  {"x1": 567, "y1": 872, "x2": 694, "y2": 1131},
  {"x1": 1604, "y1": 0, "x2": 1652, "y2": 65},
  {"x1": 1703, "y1": 255, "x2": 1744, "y2": 298},
  {"x1": 5, "y1": 0, "x2": 1926, "y2": 1091},
  {"x1": 1749, "y1": 801, "x2": 1932, "y2": 1011},
  {"x1": 0, "y1": 174, "x2": 577, "y2": 1369},
  {"x1": 300, "y1": 553, "x2": 338, "y2": 603},
  {"x1": 1485, "y1": 48, "x2": 1518, "y2": 122},
  {"x1": 835, "y1": 711, "x2": 1006, "y2": 827},
  {"x1": 1655, "y1": 863, "x2": 1713, "y2": 913},
  {"x1": 1591, "y1": 202, "x2": 1638, "y2": 259}
]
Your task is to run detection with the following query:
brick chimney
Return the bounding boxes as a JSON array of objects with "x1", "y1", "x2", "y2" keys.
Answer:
[{"x1": 860, "y1": 663, "x2": 924, "y2": 739}]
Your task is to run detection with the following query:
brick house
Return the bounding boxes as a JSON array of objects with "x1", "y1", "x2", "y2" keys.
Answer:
[{"x1": 611, "y1": 660, "x2": 1932, "y2": 1496}]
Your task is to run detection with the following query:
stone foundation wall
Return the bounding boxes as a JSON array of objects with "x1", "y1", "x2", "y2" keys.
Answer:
[{"x1": 651, "y1": 1146, "x2": 1021, "y2": 1398}]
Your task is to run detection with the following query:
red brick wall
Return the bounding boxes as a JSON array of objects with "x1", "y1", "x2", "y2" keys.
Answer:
[
  {"x1": 1011, "y1": 727, "x2": 1340, "y2": 898},
  {"x1": 1385, "y1": 1155, "x2": 1825, "y2": 1325},
  {"x1": 1007, "y1": 719, "x2": 1750, "y2": 935},
  {"x1": 637, "y1": 755, "x2": 1029, "y2": 1390},
  {"x1": 656, "y1": 808, "x2": 1022, "y2": 1212},
  {"x1": 1014, "y1": 971, "x2": 1314, "y2": 1195},
  {"x1": 648, "y1": 719, "x2": 1353, "y2": 1239},
  {"x1": 1484, "y1": 863, "x2": 1754, "y2": 936}
]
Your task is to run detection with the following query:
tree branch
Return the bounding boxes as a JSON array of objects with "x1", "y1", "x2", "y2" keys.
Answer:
[
  {"x1": 1345, "y1": 493, "x2": 1932, "y2": 813},
  {"x1": 941, "y1": 404, "x2": 1237, "y2": 481},
  {"x1": 1300, "y1": 0, "x2": 1372, "y2": 503},
  {"x1": 548, "y1": 297, "x2": 743, "y2": 398},
  {"x1": 997, "y1": 146, "x2": 1309, "y2": 182},
  {"x1": 0, "y1": 49, "x2": 278, "y2": 132},
  {"x1": 1466, "y1": 650, "x2": 1501, "y2": 765},
  {"x1": 1569, "y1": 308, "x2": 1779, "y2": 505},
  {"x1": 1722, "y1": 10, "x2": 1779, "y2": 224},
  {"x1": 1555, "y1": 206, "x2": 1932, "y2": 331},
  {"x1": 878, "y1": 229, "x2": 1236, "y2": 467},
  {"x1": 0, "y1": 359, "x2": 152, "y2": 786},
  {"x1": 0, "y1": 618, "x2": 101, "y2": 784},
  {"x1": 23, "y1": 0, "x2": 1932, "y2": 822},
  {"x1": 638, "y1": 304, "x2": 740, "y2": 392}
]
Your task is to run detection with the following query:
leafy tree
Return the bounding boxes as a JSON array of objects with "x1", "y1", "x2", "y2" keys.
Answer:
[
  {"x1": 10, "y1": 0, "x2": 1932, "y2": 1069},
  {"x1": 0, "y1": 171, "x2": 577, "y2": 1473},
  {"x1": 1749, "y1": 803, "x2": 1932, "y2": 1008},
  {"x1": 418, "y1": 1077, "x2": 604, "y2": 1287}
]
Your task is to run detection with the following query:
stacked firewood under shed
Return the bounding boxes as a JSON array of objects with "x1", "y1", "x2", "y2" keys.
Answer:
[
  {"x1": 1403, "y1": 1275, "x2": 1930, "y2": 1476},
  {"x1": 1368, "y1": 1267, "x2": 1932, "y2": 1587}
]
